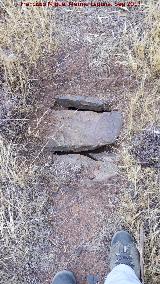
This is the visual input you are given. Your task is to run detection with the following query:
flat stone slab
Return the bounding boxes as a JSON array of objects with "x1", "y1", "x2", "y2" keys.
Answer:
[
  {"x1": 52, "y1": 154, "x2": 118, "y2": 184},
  {"x1": 55, "y1": 95, "x2": 113, "y2": 111},
  {"x1": 38, "y1": 110, "x2": 122, "y2": 152}
]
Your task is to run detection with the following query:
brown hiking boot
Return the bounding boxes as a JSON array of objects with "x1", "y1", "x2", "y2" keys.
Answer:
[
  {"x1": 51, "y1": 270, "x2": 76, "y2": 284},
  {"x1": 110, "y1": 230, "x2": 141, "y2": 279}
]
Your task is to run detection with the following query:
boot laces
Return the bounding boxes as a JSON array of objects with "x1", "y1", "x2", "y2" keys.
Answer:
[{"x1": 115, "y1": 248, "x2": 134, "y2": 269}]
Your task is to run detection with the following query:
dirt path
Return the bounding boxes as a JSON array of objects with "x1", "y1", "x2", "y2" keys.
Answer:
[
  {"x1": 30, "y1": 6, "x2": 141, "y2": 284},
  {"x1": 35, "y1": 6, "x2": 139, "y2": 109},
  {"x1": 2, "y1": 3, "x2": 159, "y2": 284},
  {"x1": 49, "y1": 175, "x2": 126, "y2": 284}
]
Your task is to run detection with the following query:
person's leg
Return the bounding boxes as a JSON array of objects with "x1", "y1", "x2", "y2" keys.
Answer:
[
  {"x1": 104, "y1": 264, "x2": 141, "y2": 284},
  {"x1": 104, "y1": 231, "x2": 142, "y2": 284}
]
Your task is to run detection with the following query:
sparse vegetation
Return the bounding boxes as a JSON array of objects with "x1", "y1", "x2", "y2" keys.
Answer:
[
  {"x1": 0, "y1": 1, "x2": 159, "y2": 284},
  {"x1": 0, "y1": 0, "x2": 54, "y2": 95},
  {"x1": 0, "y1": 137, "x2": 53, "y2": 284},
  {"x1": 118, "y1": 2, "x2": 160, "y2": 284},
  {"x1": 0, "y1": 2, "x2": 55, "y2": 283}
]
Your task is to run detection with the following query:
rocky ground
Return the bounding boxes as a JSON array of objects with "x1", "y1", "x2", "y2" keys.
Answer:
[
  {"x1": 30, "y1": 92, "x2": 125, "y2": 284},
  {"x1": 27, "y1": 6, "x2": 141, "y2": 284},
  {"x1": 1, "y1": 3, "x2": 159, "y2": 284}
]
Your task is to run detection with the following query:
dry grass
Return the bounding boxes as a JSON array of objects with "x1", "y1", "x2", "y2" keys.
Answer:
[
  {"x1": 0, "y1": 137, "x2": 52, "y2": 284},
  {"x1": 0, "y1": 137, "x2": 29, "y2": 186},
  {"x1": 119, "y1": 158, "x2": 159, "y2": 283},
  {"x1": 0, "y1": 0, "x2": 54, "y2": 96},
  {"x1": 0, "y1": 2, "x2": 55, "y2": 283},
  {"x1": 0, "y1": 1, "x2": 159, "y2": 284},
  {"x1": 130, "y1": 3, "x2": 160, "y2": 77},
  {"x1": 118, "y1": 2, "x2": 160, "y2": 82},
  {"x1": 118, "y1": 2, "x2": 160, "y2": 284},
  {"x1": 0, "y1": 138, "x2": 29, "y2": 283}
]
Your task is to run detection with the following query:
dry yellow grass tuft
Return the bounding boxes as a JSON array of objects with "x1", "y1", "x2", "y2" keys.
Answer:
[
  {"x1": 0, "y1": 0, "x2": 55, "y2": 96},
  {"x1": 125, "y1": 2, "x2": 160, "y2": 77},
  {"x1": 0, "y1": 137, "x2": 52, "y2": 284},
  {"x1": 0, "y1": 137, "x2": 29, "y2": 186},
  {"x1": 120, "y1": 152, "x2": 159, "y2": 283},
  {"x1": 0, "y1": 137, "x2": 29, "y2": 283},
  {"x1": 118, "y1": 2, "x2": 160, "y2": 284},
  {"x1": 0, "y1": 3, "x2": 55, "y2": 283}
]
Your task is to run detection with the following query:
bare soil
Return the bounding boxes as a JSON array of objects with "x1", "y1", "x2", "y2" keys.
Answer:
[
  {"x1": 1, "y1": 5, "x2": 145, "y2": 284},
  {"x1": 28, "y1": 6, "x2": 141, "y2": 284},
  {"x1": 49, "y1": 175, "x2": 126, "y2": 284}
]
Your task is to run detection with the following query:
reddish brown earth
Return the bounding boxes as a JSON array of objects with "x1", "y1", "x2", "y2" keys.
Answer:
[
  {"x1": 32, "y1": 7, "x2": 140, "y2": 112},
  {"x1": 35, "y1": 155, "x2": 126, "y2": 284},
  {"x1": 26, "y1": 5, "x2": 142, "y2": 284},
  {"x1": 48, "y1": 176, "x2": 125, "y2": 284}
]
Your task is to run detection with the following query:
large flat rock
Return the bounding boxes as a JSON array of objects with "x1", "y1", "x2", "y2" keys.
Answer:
[
  {"x1": 37, "y1": 110, "x2": 122, "y2": 152},
  {"x1": 55, "y1": 95, "x2": 113, "y2": 111}
]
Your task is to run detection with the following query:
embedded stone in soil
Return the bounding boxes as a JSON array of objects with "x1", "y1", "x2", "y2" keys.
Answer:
[
  {"x1": 35, "y1": 149, "x2": 125, "y2": 284},
  {"x1": 36, "y1": 110, "x2": 122, "y2": 152},
  {"x1": 51, "y1": 153, "x2": 118, "y2": 184},
  {"x1": 54, "y1": 95, "x2": 114, "y2": 112}
]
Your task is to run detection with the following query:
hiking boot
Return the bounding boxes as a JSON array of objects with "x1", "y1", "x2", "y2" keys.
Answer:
[
  {"x1": 110, "y1": 230, "x2": 140, "y2": 279},
  {"x1": 52, "y1": 270, "x2": 76, "y2": 284}
]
